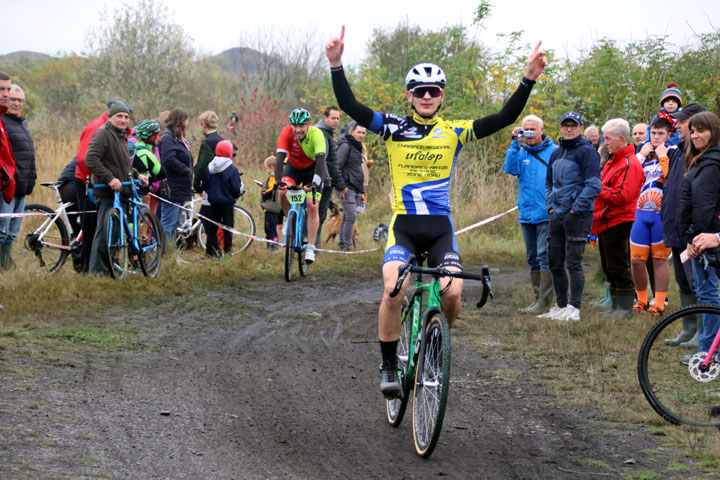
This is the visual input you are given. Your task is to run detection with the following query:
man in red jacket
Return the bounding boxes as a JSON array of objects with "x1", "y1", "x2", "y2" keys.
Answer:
[
  {"x1": 0, "y1": 71, "x2": 16, "y2": 204},
  {"x1": 73, "y1": 98, "x2": 131, "y2": 272},
  {"x1": 592, "y1": 118, "x2": 644, "y2": 317}
]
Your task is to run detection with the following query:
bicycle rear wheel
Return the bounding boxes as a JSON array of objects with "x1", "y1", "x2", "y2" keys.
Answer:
[
  {"x1": 638, "y1": 305, "x2": 720, "y2": 427},
  {"x1": 104, "y1": 207, "x2": 128, "y2": 280},
  {"x1": 137, "y1": 208, "x2": 162, "y2": 278},
  {"x1": 229, "y1": 205, "x2": 255, "y2": 254},
  {"x1": 386, "y1": 297, "x2": 413, "y2": 426},
  {"x1": 17, "y1": 204, "x2": 69, "y2": 274},
  {"x1": 284, "y1": 210, "x2": 296, "y2": 282},
  {"x1": 413, "y1": 309, "x2": 451, "y2": 458}
]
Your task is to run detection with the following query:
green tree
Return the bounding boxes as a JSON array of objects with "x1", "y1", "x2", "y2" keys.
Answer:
[{"x1": 84, "y1": 0, "x2": 200, "y2": 118}]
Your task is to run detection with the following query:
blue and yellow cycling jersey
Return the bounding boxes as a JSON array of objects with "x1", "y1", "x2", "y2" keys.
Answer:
[{"x1": 368, "y1": 112, "x2": 475, "y2": 216}]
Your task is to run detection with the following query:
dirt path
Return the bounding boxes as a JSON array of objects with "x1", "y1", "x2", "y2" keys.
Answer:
[{"x1": 0, "y1": 266, "x2": 679, "y2": 479}]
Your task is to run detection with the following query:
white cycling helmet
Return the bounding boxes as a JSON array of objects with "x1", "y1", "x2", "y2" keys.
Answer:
[{"x1": 405, "y1": 63, "x2": 446, "y2": 91}]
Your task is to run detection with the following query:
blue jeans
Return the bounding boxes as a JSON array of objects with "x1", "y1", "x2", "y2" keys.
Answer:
[
  {"x1": 0, "y1": 195, "x2": 26, "y2": 245},
  {"x1": 159, "y1": 201, "x2": 183, "y2": 244},
  {"x1": 520, "y1": 221, "x2": 549, "y2": 270},
  {"x1": 692, "y1": 256, "x2": 720, "y2": 352}
]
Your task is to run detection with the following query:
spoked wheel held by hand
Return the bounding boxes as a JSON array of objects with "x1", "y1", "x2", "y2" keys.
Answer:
[{"x1": 385, "y1": 253, "x2": 493, "y2": 458}]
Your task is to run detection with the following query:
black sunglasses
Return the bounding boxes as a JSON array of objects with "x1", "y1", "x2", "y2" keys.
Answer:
[{"x1": 410, "y1": 86, "x2": 443, "y2": 98}]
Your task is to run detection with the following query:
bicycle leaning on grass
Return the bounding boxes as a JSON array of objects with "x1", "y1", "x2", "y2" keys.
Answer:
[
  {"x1": 283, "y1": 185, "x2": 314, "y2": 282},
  {"x1": 638, "y1": 247, "x2": 720, "y2": 427},
  {"x1": 385, "y1": 253, "x2": 493, "y2": 458},
  {"x1": 18, "y1": 181, "x2": 83, "y2": 274},
  {"x1": 88, "y1": 176, "x2": 163, "y2": 279}
]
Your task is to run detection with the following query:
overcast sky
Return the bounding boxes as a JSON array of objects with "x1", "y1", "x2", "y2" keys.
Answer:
[{"x1": 1, "y1": 0, "x2": 717, "y2": 66}]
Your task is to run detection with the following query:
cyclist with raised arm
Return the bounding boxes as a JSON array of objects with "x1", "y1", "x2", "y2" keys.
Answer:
[
  {"x1": 274, "y1": 108, "x2": 327, "y2": 263},
  {"x1": 326, "y1": 26, "x2": 547, "y2": 398}
]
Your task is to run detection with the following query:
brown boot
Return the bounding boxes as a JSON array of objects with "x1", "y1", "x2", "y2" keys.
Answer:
[
  {"x1": 525, "y1": 269, "x2": 554, "y2": 314},
  {"x1": 519, "y1": 270, "x2": 541, "y2": 312}
]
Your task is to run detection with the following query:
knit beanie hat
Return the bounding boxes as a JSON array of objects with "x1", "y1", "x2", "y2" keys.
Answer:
[
  {"x1": 215, "y1": 140, "x2": 233, "y2": 158},
  {"x1": 108, "y1": 101, "x2": 131, "y2": 118},
  {"x1": 660, "y1": 82, "x2": 682, "y2": 108}
]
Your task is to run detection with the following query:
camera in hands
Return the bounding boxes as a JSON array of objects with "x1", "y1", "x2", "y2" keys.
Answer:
[{"x1": 516, "y1": 129, "x2": 535, "y2": 139}]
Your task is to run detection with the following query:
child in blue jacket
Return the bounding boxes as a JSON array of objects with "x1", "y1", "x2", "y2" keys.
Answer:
[
  {"x1": 199, "y1": 140, "x2": 243, "y2": 257},
  {"x1": 645, "y1": 82, "x2": 682, "y2": 146}
]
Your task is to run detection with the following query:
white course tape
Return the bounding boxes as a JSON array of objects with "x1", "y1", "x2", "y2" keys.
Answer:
[{"x1": 455, "y1": 206, "x2": 518, "y2": 235}]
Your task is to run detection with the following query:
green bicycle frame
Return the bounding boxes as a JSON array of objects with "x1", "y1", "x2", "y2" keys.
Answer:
[{"x1": 406, "y1": 274, "x2": 443, "y2": 376}]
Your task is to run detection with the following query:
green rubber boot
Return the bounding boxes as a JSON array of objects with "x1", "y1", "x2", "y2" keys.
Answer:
[
  {"x1": 519, "y1": 270, "x2": 541, "y2": 313},
  {"x1": 665, "y1": 292, "x2": 698, "y2": 346},
  {"x1": 594, "y1": 283, "x2": 612, "y2": 307},
  {"x1": 680, "y1": 292, "x2": 702, "y2": 349},
  {"x1": 0, "y1": 243, "x2": 13, "y2": 271},
  {"x1": 610, "y1": 295, "x2": 635, "y2": 319},
  {"x1": 600, "y1": 292, "x2": 618, "y2": 316},
  {"x1": 524, "y1": 269, "x2": 554, "y2": 314}
]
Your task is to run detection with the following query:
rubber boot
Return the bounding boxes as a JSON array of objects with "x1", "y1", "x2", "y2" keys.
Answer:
[
  {"x1": 525, "y1": 269, "x2": 554, "y2": 314},
  {"x1": 0, "y1": 243, "x2": 12, "y2": 271},
  {"x1": 519, "y1": 270, "x2": 541, "y2": 312},
  {"x1": 610, "y1": 295, "x2": 635, "y2": 319},
  {"x1": 593, "y1": 282, "x2": 612, "y2": 307},
  {"x1": 665, "y1": 292, "x2": 698, "y2": 346},
  {"x1": 680, "y1": 292, "x2": 702, "y2": 349},
  {"x1": 600, "y1": 293, "x2": 617, "y2": 316}
]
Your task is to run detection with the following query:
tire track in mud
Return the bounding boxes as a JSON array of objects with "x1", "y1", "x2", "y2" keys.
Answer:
[{"x1": 0, "y1": 267, "x2": 677, "y2": 479}]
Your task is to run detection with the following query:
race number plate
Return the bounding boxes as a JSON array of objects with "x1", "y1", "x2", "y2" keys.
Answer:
[{"x1": 287, "y1": 190, "x2": 306, "y2": 205}]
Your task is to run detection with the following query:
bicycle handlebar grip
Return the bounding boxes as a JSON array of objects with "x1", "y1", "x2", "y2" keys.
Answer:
[{"x1": 389, "y1": 255, "x2": 415, "y2": 298}]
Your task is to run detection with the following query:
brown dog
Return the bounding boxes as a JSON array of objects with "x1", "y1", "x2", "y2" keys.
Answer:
[{"x1": 325, "y1": 200, "x2": 359, "y2": 247}]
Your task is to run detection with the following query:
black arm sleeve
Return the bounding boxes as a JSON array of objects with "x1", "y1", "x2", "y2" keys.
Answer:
[
  {"x1": 313, "y1": 153, "x2": 326, "y2": 188},
  {"x1": 331, "y1": 66, "x2": 375, "y2": 128},
  {"x1": 274, "y1": 151, "x2": 287, "y2": 184},
  {"x1": 472, "y1": 77, "x2": 535, "y2": 139}
]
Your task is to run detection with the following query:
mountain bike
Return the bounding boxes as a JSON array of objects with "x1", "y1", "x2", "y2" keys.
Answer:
[
  {"x1": 638, "y1": 248, "x2": 720, "y2": 427},
  {"x1": 283, "y1": 185, "x2": 314, "y2": 282},
  {"x1": 17, "y1": 181, "x2": 81, "y2": 274},
  {"x1": 89, "y1": 177, "x2": 163, "y2": 279},
  {"x1": 386, "y1": 253, "x2": 493, "y2": 457},
  {"x1": 175, "y1": 196, "x2": 255, "y2": 255}
]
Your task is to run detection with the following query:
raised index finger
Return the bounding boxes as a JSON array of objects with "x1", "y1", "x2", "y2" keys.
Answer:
[
  {"x1": 340, "y1": 25, "x2": 345, "y2": 41},
  {"x1": 531, "y1": 41, "x2": 542, "y2": 56}
]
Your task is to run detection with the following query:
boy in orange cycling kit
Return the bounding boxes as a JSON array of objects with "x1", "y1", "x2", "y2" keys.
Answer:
[
  {"x1": 274, "y1": 108, "x2": 327, "y2": 263},
  {"x1": 325, "y1": 26, "x2": 547, "y2": 397}
]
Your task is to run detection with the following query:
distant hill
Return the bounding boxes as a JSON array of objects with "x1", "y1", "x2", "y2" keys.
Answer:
[
  {"x1": 212, "y1": 47, "x2": 283, "y2": 75},
  {"x1": 0, "y1": 51, "x2": 52, "y2": 67}
]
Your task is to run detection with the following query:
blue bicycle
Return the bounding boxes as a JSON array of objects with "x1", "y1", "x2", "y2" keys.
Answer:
[
  {"x1": 283, "y1": 185, "x2": 313, "y2": 282},
  {"x1": 89, "y1": 177, "x2": 163, "y2": 279}
]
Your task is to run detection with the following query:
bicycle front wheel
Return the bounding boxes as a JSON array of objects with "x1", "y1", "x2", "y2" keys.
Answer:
[
  {"x1": 104, "y1": 207, "x2": 128, "y2": 280},
  {"x1": 638, "y1": 305, "x2": 720, "y2": 427},
  {"x1": 386, "y1": 297, "x2": 413, "y2": 427},
  {"x1": 17, "y1": 204, "x2": 69, "y2": 274},
  {"x1": 137, "y1": 208, "x2": 162, "y2": 278},
  {"x1": 413, "y1": 309, "x2": 451, "y2": 458},
  {"x1": 284, "y1": 210, "x2": 296, "y2": 282}
]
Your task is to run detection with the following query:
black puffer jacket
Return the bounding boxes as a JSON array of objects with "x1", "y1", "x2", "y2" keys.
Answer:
[
  {"x1": 158, "y1": 129, "x2": 193, "y2": 203},
  {"x1": 335, "y1": 133, "x2": 365, "y2": 193},
  {"x1": 1, "y1": 113, "x2": 36, "y2": 197},
  {"x1": 678, "y1": 146, "x2": 720, "y2": 245}
]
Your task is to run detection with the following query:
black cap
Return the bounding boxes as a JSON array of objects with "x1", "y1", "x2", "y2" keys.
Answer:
[{"x1": 673, "y1": 103, "x2": 707, "y2": 121}]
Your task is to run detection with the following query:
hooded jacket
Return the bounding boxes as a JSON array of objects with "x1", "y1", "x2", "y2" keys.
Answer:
[
  {"x1": 158, "y1": 128, "x2": 193, "y2": 203},
  {"x1": 193, "y1": 130, "x2": 223, "y2": 193},
  {"x1": 314, "y1": 119, "x2": 340, "y2": 186},
  {"x1": 545, "y1": 135, "x2": 601, "y2": 215},
  {"x1": 335, "y1": 133, "x2": 365, "y2": 193},
  {"x1": 74, "y1": 112, "x2": 109, "y2": 182},
  {"x1": 1, "y1": 112, "x2": 36, "y2": 197},
  {"x1": 203, "y1": 156, "x2": 242, "y2": 205},
  {"x1": 591, "y1": 143, "x2": 643, "y2": 235},
  {"x1": 503, "y1": 135, "x2": 557, "y2": 224},
  {"x1": 0, "y1": 105, "x2": 17, "y2": 202},
  {"x1": 660, "y1": 145, "x2": 688, "y2": 248},
  {"x1": 678, "y1": 146, "x2": 720, "y2": 245}
]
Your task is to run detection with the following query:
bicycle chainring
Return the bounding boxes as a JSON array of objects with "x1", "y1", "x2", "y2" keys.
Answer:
[{"x1": 688, "y1": 352, "x2": 720, "y2": 383}]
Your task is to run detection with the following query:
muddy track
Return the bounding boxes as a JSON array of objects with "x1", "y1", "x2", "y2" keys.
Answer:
[{"x1": 0, "y1": 266, "x2": 679, "y2": 479}]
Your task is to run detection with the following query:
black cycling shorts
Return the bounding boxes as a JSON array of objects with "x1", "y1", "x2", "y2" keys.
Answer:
[{"x1": 383, "y1": 214, "x2": 462, "y2": 270}]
